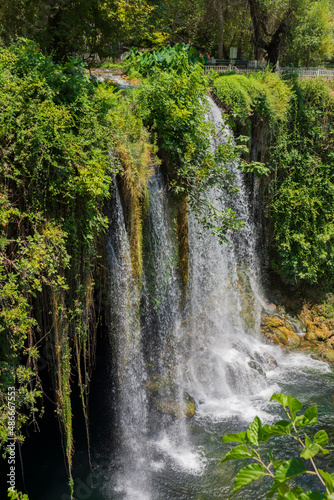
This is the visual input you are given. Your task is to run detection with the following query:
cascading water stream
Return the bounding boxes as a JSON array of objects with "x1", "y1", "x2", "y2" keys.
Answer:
[
  {"x1": 106, "y1": 181, "x2": 150, "y2": 499},
  {"x1": 181, "y1": 97, "x2": 274, "y2": 421},
  {"x1": 101, "y1": 98, "x2": 332, "y2": 500}
]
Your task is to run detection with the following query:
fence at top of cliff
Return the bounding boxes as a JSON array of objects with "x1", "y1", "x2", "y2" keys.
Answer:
[
  {"x1": 204, "y1": 63, "x2": 334, "y2": 79},
  {"x1": 278, "y1": 67, "x2": 334, "y2": 78}
]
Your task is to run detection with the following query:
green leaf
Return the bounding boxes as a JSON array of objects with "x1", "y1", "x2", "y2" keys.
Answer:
[
  {"x1": 300, "y1": 433, "x2": 324, "y2": 459},
  {"x1": 276, "y1": 491, "x2": 326, "y2": 500},
  {"x1": 299, "y1": 492, "x2": 327, "y2": 500},
  {"x1": 221, "y1": 444, "x2": 253, "y2": 463},
  {"x1": 277, "y1": 483, "x2": 291, "y2": 495},
  {"x1": 277, "y1": 492, "x2": 298, "y2": 500},
  {"x1": 273, "y1": 460, "x2": 286, "y2": 470},
  {"x1": 295, "y1": 407, "x2": 318, "y2": 427},
  {"x1": 300, "y1": 442, "x2": 320, "y2": 459},
  {"x1": 273, "y1": 459, "x2": 307, "y2": 489},
  {"x1": 319, "y1": 469, "x2": 334, "y2": 494},
  {"x1": 233, "y1": 463, "x2": 268, "y2": 493},
  {"x1": 222, "y1": 431, "x2": 248, "y2": 444},
  {"x1": 277, "y1": 485, "x2": 327, "y2": 500},
  {"x1": 314, "y1": 430, "x2": 328, "y2": 448},
  {"x1": 247, "y1": 416, "x2": 262, "y2": 446},
  {"x1": 270, "y1": 393, "x2": 303, "y2": 419},
  {"x1": 262, "y1": 420, "x2": 292, "y2": 441},
  {"x1": 268, "y1": 450, "x2": 274, "y2": 464}
]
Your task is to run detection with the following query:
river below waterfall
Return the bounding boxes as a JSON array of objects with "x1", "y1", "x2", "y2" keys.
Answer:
[{"x1": 21, "y1": 97, "x2": 334, "y2": 500}]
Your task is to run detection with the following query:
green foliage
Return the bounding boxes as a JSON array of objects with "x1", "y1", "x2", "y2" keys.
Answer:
[
  {"x1": 0, "y1": 39, "x2": 123, "y2": 492},
  {"x1": 133, "y1": 46, "x2": 246, "y2": 243},
  {"x1": 281, "y1": 0, "x2": 334, "y2": 67},
  {"x1": 270, "y1": 78, "x2": 334, "y2": 285},
  {"x1": 0, "y1": 0, "x2": 170, "y2": 60},
  {"x1": 8, "y1": 491, "x2": 29, "y2": 500},
  {"x1": 222, "y1": 392, "x2": 334, "y2": 499},
  {"x1": 125, "y1": 43, "x2": 203, "y2": 76},
  {"x1": 0, "y1": 0, "x2": 333, "y2": 66},
  {"x1": 213, "y1": 72, "x2": 292, "y2": 123},
  {"x1": 100, "y1": 84, "x2": 155, "y2": 279},
  {"x1": 214, "y1": 73, "x2": 334, "y2": 288},
  {"x1": 0, "y1": 43, "x2": 155, "y2": 496}
]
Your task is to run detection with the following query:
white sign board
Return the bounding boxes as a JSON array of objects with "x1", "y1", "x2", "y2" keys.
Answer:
[{"x1": 229, "y1": 47, "x2": 237, "y2": 59}]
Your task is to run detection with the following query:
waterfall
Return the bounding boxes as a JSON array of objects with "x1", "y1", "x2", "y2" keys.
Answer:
[
  {"x1": 102, "y1": 98, "x2": 331, "y2": 500},
  {"x1": 106, "y1": 181, "x2": 150, "y2": 499},
  {"x1": 181, "y1": 97, "x2": 273, "y2": 421}
]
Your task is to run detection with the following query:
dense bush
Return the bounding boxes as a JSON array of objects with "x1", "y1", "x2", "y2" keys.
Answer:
[
  {"x1": 132, "y1": 46, "x2": 249, "y2": 245},
  {"x1": 125, "y1": 43, "x2": 202, "y2": 76},
  {"x1": 270, "y1": 78, "x2": 334, "y2": 285},
  {"x1": 223, "y1": 392, "x2": 333, "y2": 500},
  {"x1": 213, "y1": 72, "x2": 334, "y2": 287},
  {"x1": 0, "y1": 39, "x2": 116, "y2": 487},
  {"x1": 0, "y1": 39, "x2": 154, "y2": 493},
  {"x1": 213, "y1": 71, "x2": 292, "y2": 122}
]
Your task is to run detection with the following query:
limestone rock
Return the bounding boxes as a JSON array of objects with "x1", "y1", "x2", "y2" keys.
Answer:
[{"x1": 261, "y1": 314, "x2": 301, "y2": 347}]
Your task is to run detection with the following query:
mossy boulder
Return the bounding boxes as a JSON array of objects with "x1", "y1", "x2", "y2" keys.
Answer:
[
  {"x1": 261, "y1": 314, "x2": 301, "y2": 347},
  {"x1": 156, "y1": 392, "x2": 195, "y2": 419},
  {"x1": 305, "y1": 321, "x2": 331, "y2": 341},
  {"x1": 146, "y1": 376, "x2": 195, "y2": 418},
  {"x1": 184, "y1": 393, "x2": 196, "y2": 418}
]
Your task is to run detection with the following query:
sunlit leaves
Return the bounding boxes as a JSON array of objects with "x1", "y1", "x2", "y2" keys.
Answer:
[
  {"x1": 270, "y1": 392, "x2": 303, "y2": 418},
  {"x1": 222, "y1": 431, "x2": 249, "y2": 444},
  {"x1": 319, "y1": 470, "x2": 334, "y2": 494},
  {"x1": 300, "y1": 434, "x2": 327, "y2": 460},
  {"x1": 221, "y1": 444, "x2": 254, "y2": 462},
  {"x1": 233, "y1": 463, "x2": 268, "y2": 493},
  {"x1": 221, "y1": 393, "x2": 332, "y2": 499},
  {"x1": 247, "y1": 415, "x2": 262, "y2": 446},
  {"x1": 296, "y1": 407, "x2": 318, "y2": 427},
  {"x1": 314, "y1": 430, "x2": 329, "y2": 448},
  {"x1": 135, "y1": 47, "x2": 244, "y2": 242},
  {"x1": 273, "y1": 459, "x2": 307, "y2": 487}
]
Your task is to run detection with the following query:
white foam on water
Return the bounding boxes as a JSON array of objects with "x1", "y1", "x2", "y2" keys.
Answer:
[
  {"x1": 155, "y1": 433, "x2": 206, "y2": 475},
  {"x1": 195, "y1": 391, "x2": 280, "y2": 423},
  {"x1": 278, "y1": 352, "x2": 331, "y2": 373},
  {"x1": 114, "y1": 481, "x2": 151, "y2": 500},
  {"x1": 150, "y1": 460, "x2": 165, "y2": 472}
]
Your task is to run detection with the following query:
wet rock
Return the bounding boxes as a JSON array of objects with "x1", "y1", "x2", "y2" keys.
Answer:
[
  {"x1": 254, "y1": 351, "x2": 278, "y2": 369},
  {"x1": 248, "y1": 360, "x2": 265, "y2": 376},
  {"x1": 324, "y1": 350, "x2": 334, "y2": 363},
  {"x1": 147, "y1": 376, "x2": 195, "y2": 418},
  {"x1": 156, "y1": 392, "x2": 195, "y2": 419},
  {"x1": 261, "y1": 314, "x2": 301, "y2": 347},
  {"x1": 326, "y1": 336, "x2": 334, "y2": 349}
]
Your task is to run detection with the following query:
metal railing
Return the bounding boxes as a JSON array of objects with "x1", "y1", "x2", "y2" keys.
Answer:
[
  {"x1": 204, "y1": 65, "x2": 334, "y2": 79},
  {"x1": 278, "y1": 68, "x2": 334, "y2": 78}
]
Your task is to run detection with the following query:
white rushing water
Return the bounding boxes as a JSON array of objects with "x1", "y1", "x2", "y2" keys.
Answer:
[
  {"x1": 106, "y1": 181, "x2": 151, "y2": 500},
  {"x1": 103, "y1": 98, "x2": 331, "y2": 500}
]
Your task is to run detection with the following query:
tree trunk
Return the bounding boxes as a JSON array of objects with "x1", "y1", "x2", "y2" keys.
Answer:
[
  {"x1": 248, "y1": 0, "x2": 292, "y2": 69},
  {"x1": 214, "y1": 0, "x2": 224, "y2": 58}
]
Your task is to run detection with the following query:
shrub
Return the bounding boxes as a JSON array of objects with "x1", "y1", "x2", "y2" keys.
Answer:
[
  {"x1": 270, "y1": 78, "x2": 334, "y2": 285},
  {"x1": 213, "y1": 72, "x2": 292, "y2": 122},
  {"x1": 222, "y1": 392, "x2": 333, "y2": 499}
]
